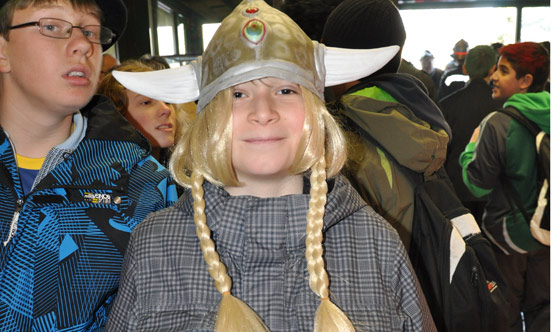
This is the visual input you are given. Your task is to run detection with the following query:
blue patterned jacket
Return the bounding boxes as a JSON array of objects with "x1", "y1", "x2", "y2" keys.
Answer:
[{"x1": 0, "y1": 95, "x2": 178, "y2": 331}]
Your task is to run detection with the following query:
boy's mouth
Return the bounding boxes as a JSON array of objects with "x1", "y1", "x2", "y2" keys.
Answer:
[{"x1": 67, "y1": 71, "x2": 86, "y2": 78}]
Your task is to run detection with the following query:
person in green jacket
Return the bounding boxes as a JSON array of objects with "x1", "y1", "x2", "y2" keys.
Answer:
[{"x1": 460, "y1": 41, "x2": 550, "y2": 332}]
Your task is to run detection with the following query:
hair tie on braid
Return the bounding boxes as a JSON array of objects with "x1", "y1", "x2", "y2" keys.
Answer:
[
  {"x1": 314, "y1": 300, "x2": 355, "y2": 332},
  {"x1": 216, "y1": 293, "x2": 270, "y2": 332}
]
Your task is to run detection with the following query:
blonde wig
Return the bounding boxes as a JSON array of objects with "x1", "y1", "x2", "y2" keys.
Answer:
[{"x1": 169, "y1": 86, "x2": 346, "y2": 188}]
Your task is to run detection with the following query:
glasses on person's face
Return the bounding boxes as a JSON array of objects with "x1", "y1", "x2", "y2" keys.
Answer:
[{"x1": 8, "y1": 17, "x2": 115, "y2": 45}]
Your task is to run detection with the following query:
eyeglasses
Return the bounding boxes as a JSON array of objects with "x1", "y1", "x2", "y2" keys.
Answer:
[{"x1": 8, "y1": 17, "x2": 115, "y2": 45}]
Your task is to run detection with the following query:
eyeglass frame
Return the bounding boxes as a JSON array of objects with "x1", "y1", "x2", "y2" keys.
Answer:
[{"x1": 8, "y1": 17, "x2": 116, "y2": 45}]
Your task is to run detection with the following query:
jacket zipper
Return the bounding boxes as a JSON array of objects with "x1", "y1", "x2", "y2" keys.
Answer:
[
  {"x1": 2, "y1": 136, "x2": 26, "y2": 247},
  {"x1": 3, "y1": 198, "x2": 24, "y2": 247},
  {"x1": 471, "y1": 264, "x2": 490, "y2": 330}
]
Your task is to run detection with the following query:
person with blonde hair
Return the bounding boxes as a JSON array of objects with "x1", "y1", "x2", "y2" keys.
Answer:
[{"x1": 105, "y1": 0, "x2": 435, "y2": 331}]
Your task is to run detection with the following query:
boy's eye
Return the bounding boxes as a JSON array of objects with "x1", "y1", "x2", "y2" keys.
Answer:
[
  {"x1": 233, "y1": 92, "x2": 245, "y2": 99},
  {"x1": 82, "y1": 29, "x2": 96, "y2": 38},
  {"x1": 43, "y1": 24, "x2": 61, "y2": 32},
  {"x1": 141, "y1": 100, "x2": 152, "y2": 105},
  {"x1": 279, "y1": 88, "x2": 295, "y2": 95}
]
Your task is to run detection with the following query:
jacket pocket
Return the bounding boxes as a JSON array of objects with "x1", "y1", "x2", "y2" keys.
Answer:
[
  {"x1": 296, "y1": 301, "x2": 405, "y2": 331},
  {"x1": 136, "y1": 305, "x2": 217, "y2": 332}
]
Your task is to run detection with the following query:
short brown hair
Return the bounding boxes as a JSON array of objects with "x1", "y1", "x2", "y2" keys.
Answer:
[{"x1": 97, "y1": 60, "x2": 153, "y2": 116}]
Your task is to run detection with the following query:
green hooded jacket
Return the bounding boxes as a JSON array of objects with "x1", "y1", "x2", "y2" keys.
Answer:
[
  {"x1": 332, "y1": 75, "x2": 449, "y2": 250},
  {"x1": 459, "y1": 91, "x2": 550, "y2": 252}
]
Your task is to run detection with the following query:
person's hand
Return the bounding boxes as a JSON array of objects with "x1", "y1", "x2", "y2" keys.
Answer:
[{"x1": 469, "y1": 126, "x2": 481, "y2": 143}]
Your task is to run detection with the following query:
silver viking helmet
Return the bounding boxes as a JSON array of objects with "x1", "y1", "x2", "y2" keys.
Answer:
[{"x1": 113, "y1": 0, "x2": 399, "y2": 112}]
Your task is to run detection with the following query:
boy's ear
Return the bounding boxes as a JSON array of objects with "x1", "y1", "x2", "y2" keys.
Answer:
[
  {"x1": 0, "y1": 36, "x2": 10, "y2": 73},
  {"x1": 519, "y1": 73, "x2": 533, "y2": 91}
]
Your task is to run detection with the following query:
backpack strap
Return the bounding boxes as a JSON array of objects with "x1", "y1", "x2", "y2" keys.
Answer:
[
  {"x1": 496, "y1": 106, "x2": 540, "y2": 137},
  {"x1": 496, "y1": 106, "x2": 541, "y2": 223}
]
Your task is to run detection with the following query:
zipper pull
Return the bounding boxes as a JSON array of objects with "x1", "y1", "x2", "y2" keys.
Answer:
[
  {"x1": 3, "y1": 199, "x2": 24, "y2": 247},
  {"x1": 471, "y1": 265, "x2": 480, "y2": 287}
]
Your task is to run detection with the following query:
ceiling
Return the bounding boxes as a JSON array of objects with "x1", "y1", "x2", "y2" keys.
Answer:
[
  {"x1": 168, "y1": 0, "x2": 549, "y2": 23},
  {"x1": 165, "y1": 0, "x2": 281, "y2": 23},
  {"x1": 178, "y1": 0, "x2": 240, "y2": 22}
]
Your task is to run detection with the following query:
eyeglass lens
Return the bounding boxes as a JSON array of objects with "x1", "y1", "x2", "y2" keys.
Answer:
[{"x1": 38, "y1": 18, "x2": 112, "y2": 44}]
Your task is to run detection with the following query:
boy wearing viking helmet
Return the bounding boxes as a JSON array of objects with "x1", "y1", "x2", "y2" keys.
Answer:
[{"x1": 105, "y1": 0, "x2": 435, "y2": 331}]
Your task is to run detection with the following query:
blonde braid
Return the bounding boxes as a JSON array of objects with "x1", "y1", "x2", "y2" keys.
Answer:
[
  {"x1": 305, "y1": 156, "x2": 330, "y2": 299},
  {"x1": 192, "y1": 171, "x2": 232, "y2": 293},
  {"x1": 306, "y1": 157, "x2": 355, "y2": 332},
  {"x1": 191, "y1": 171, "x2": 270, "y2": 331}
]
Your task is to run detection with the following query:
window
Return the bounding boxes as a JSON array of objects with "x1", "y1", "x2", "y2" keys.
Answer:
[
  {"x1": 177, "y1": 15, "x2": 186, "y2": 54},
  {"x1": 520, "y1": 6, "x2": 550, "y2": 42},
  {"x1": 202, "y1": 23, "x2": 221, "y2": 51},
  {"x1": 157, "y1": 2, "x2": 175, "y2": 56},
  {"x1": 400, "y1": 7, "x2": 517, "y2": 70}
]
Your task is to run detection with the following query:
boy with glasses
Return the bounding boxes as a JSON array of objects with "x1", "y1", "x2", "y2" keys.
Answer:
[{"x1": 0, "y1": 0, "x2": 177, "y2": 331}]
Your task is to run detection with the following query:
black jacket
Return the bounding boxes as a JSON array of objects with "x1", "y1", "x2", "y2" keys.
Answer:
[{"x1": 440, "y1": 79, "x2": 503, "y2": 203}]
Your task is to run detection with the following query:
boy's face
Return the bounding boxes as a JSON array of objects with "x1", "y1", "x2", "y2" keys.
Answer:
[
  {"x1": 0, "y1": 2, "x2": 103, "y2": 114},
  {"x1": 490, "y1": 56, "x2": 527, "y2": 101},
  {"x1": 230, "y1": 77, "x2": 305, "y2": 185},
  {"x1": 124, "y1": 89, "x2": 177, "y2": 149}
]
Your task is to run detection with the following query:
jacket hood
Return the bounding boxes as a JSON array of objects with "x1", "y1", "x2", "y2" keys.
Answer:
[
  {"x1": 337, "y1": 74, "x2": 449, "y2": 175},
  {"x1": 83, "y1": 95, "x2": 150, "y2": 151},
  {"x1": 322, "y1": 175, "x2": 367, "y2": 230},
  {"x1": 354, "y1": 73, "x2": 452, "y2": 138},
  {"x1": 504, "y1": 91, "x2": 550, "y2": 134}
]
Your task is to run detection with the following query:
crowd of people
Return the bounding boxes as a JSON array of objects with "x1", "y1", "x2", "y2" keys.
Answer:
[{"x1": 0, "y1": 0, "x2": 549, "y2": 331}]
